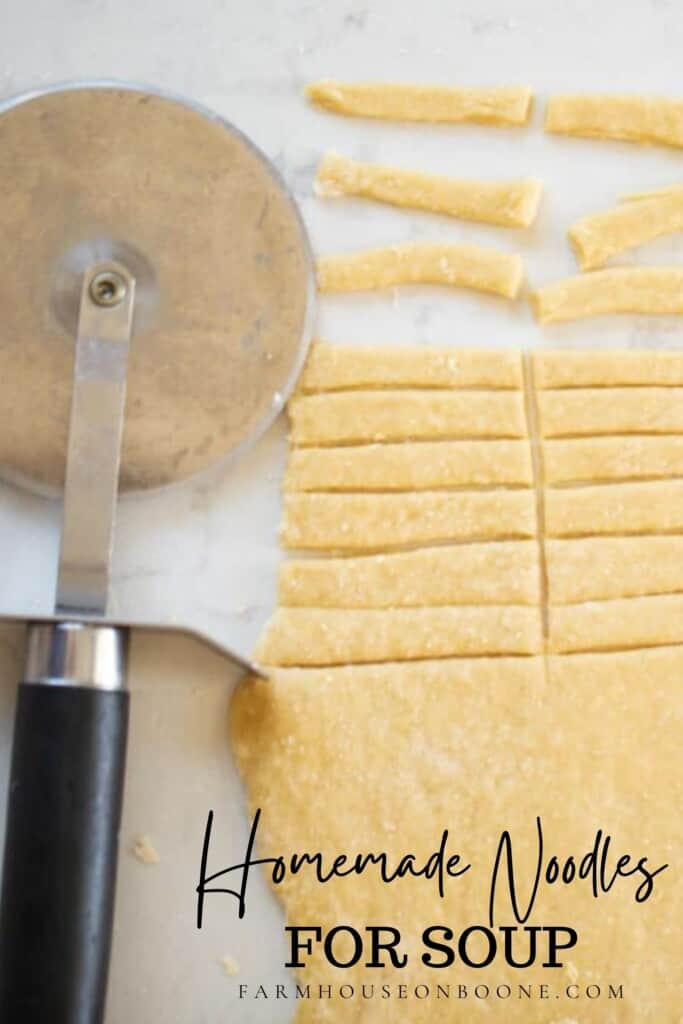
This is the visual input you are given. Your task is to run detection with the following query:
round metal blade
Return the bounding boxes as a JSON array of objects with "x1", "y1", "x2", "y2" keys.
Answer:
[{"x1": 0, "y1": 82, "x2": 315, "y2": 493}]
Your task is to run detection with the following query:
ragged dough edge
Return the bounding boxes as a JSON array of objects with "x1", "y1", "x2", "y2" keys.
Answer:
[
  {"x1": 531, "y1": 268, "x2": 683, "y2": 324},
  {"x1": 537, "y1": 387, "x2": 683, "y2": 437},
  {"x1": 548, "y1": 593, "x2": 683, "y2": 653},
  {"x1": 279, "y1": 541, "x2": 540, "y2": 608},
  {"x1": 298, "y1": 341, "x2": 524, "y2": 392},
  {"x1": 545, "y1": 93, "x2": 683, "y2": 148},
  {"x1": 544, "y1": 436, "x2": 683, "y2": 484},
  {"x1": 547, "y1": 536, "x2": 683, "y2": 603},
  {"x1": 568, "y1": 191, "x2": 683, "y2": 270},
  {"x1": 282, "y1": 490, "x2": 537, "y2": 551},
  {"x1": 533, "y1": 349, "x2": 683, "y2": 388},
  {"x1": 306, "y1": 80, "x2": 533, "y2": 125},
  {"x1": 315, "y1": 152, "x2": 543, "y2": 227},
  {"x1": 317, "y1": 242, "x2": 524, "y2": 299},
  {"x1": 544, "y1": 479, "x2": 683, "y2": 537}
]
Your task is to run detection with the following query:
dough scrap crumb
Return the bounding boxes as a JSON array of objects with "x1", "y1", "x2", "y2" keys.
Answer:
[
  {"x1": 132, "y1": 835, "x2": 160, "y2": 865},
  {"x1": 221, "y1": 955, "x2": 240, "y2": 976}
]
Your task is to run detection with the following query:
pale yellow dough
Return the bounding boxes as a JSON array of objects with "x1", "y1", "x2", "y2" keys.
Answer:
[
  {"x1": 298, "y1": 342, "x2": 523, "y2": 391},
  {"x1": 545, "y1": 92, "x2": 683, "y2": 148},
  {"x1": 545, "y1": 479, "x2": 683, "y2": 537},
  {"x1": 549, "y1": 593, "x2": 683, "y2": 653},
  {"x1": 547, "y1": 536, "x2": 683, "y2": 603},
  {"x1": 317, "y1": 243, "x2": 524, "y2": 298},
  {"x1": 256, "y1": 606, "x2": 542, "y2": 665},
  {"x1": 282, "y1": 490, "x2": 537, "y2": 550},
  {"x1": 288, "y1": 390, "x2": 527, "y2": 445},
  {"x1": 538, "y1": 387, "x2": 683, "y2": 437},
  {"x1": 279, "y1": 541, "x2": 540, "y2": 607},
  {"x1": 569, "y1": 191, "x2": 683, "y2": 270},
  {"x1": 285, "y1": 440, "x2": 533, "y2": 491},
  {"x1": 533, "y1": 349, "x2": 683, "y2": 388},
  {"x1": 315, "y1": 152, "x2": 543, "y2": 227},
  {"x1": 306, "y1": 80, "x2": 533, "y2": 125},
  {"x1": 531, "y1": 268, "x2": 683, "y2": 324},
  {"x1": 544, "y1": 436, "x2": 683, "y2": 484}
]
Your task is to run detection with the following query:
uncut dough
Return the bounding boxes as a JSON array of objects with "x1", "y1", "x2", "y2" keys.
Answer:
[
  {"x1": 315, "y1": 152, "x2": 543, "y2": 227},
  {"x1": 317, "y1": 243, "x2": 524, "y2": 298},
  {"x1": 569, "y1": 192, "x2": 683, "y2": 270},
  {"x1": 256, "y1": 606, "x2": 542, "y2": 665},
  {"x1": 533, "y1": 349, "x2": 683, "y2": 388},
  {"x1": 306, "y1": 80, "x2": 532, "y2": 125},
  {"x1": 537, "y1": 388, "x2": 683, "y2": 437},
  {"x1": 549, "y1": 593, "x2": 683, "y2": 652},
  {"x1": 231, "y1": 652, "x2": 682, "y2": 1022},
  {"x1": 279, "y1": 541, "x2": 540, "y2": 607},
  {"x1": 547, "y1": 536, "x2": 683, "y2": 603},
  {"x1": 288, "y1": 391, "x2": 527, "y2": 445},
  {"x1": 282, "y1": 490, "x2": 537, "y2": 550},
  {"x1": 545, "y1": 479, "x2": 683, "y2": 536},
  {"x1": 544, "y1": 436, "x2": 683, "y2": 483},
  {"x1": 531, "y1": 268, "x2": 683, "y2": 324},
  {"x1": 299, "y1": 342, "x2": 523, "y2": 391},
  {"x1": 285, "y1": 440, "x2": 533, "y2": 491},
  {"x1": 545, "y1": 92, "x2": 683, "y2": 148}
]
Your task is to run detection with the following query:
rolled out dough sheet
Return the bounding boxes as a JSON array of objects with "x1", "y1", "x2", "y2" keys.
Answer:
[
  {"x1": 306, "y1": 80, "x2": 533, "y2": 125},
  {"x1": 231, "y1": 650, "x2": 682, "y2": 1021},
  {"x1": 568, "y1": 192, "x2": 683, "y2": 270},
  {"x1": 282, "y1": 490, "x2": 537, "y2": 550},
  {"x1": 547, "y1": 536, "x2": 683, "y2": 603},
  {"x1": 544, "y1": 436, "x2": 683, "y2": 484},
  {"x1": 531, "y1": 268, "x2": 683, "y2": 324},
  {"x1": 549, "y1": 593, "x2": 683, "y2": 652},
  {"x1": 285, "y1": 440, "x2": 533, "y2": 491},
  {"x1": 544, "y1": 479, "x2": 683, "y2": 537},
  {"x1": 316, "y1": 243, "x2": 524, "y2": 298},
  {"x1": 256, "y1": 606, "x2": 542, "y2": 665},
  {"x1": 537, "y1": 388, "x2": 683, "y2": 437},
  {"x1": 279, "y1": 541, "x2": 540, "y2": 607},
  {"x1": 315, "y1": 152, "x2": 543, "y2": 227},
  {"x1": 533, "y1": 349, "x2": 683, "y2": 388},
  {"x1": 298, "y1": 342, "x2": 523, "y2": 392},
  {"x1": 288, "y1": 390, "x2": 527, "y2": 445},
  {"x1": 545, "y1": 92, "x2": 683, "y2": 148}
]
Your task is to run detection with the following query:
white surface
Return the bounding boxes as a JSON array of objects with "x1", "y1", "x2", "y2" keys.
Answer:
[{"x1": 1, "y1": 1, "x2": 683, "y2": 1020}]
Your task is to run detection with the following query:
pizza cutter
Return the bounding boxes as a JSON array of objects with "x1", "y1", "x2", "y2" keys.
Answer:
[{"x1": 0, "y1": 82, "x2": 315, "y2": 1023}]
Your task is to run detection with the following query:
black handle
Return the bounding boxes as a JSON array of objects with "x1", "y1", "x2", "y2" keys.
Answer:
[{"x1": 0, "y1": 681, "x2": 129, "y2": 1024}]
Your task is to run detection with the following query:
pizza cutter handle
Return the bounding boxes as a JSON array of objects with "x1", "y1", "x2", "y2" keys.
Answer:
[{"x1": 0, "y1": 622, "x2": 129, "y2": 1024}]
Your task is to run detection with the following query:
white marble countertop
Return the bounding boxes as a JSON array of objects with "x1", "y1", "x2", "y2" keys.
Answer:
[{"x1": 1, "y1": 0, "x2": 683, "y2": 1020}]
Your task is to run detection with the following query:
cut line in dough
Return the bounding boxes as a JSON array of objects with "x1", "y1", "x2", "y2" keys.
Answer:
[
  {"x1": 279, "y1": 541, "x2": 540, "y2": 608},
  {"x1": 306, "y1": 80, "x2": 533, "y2": 125},
  {"x1": 284, "y1": 440, "x2": 533, "y2": 491},
  {"x1": 531, "y1": 268, "x2": 683, "y2": 324},
  {"x1": 544, "y1": 436, "x2": 683, "y2": 484},
  {"x1": 538, "y1": 387, "x2": 683, "y2": 437},
  {"x1": 548, "y1": 593, "x2": 683, "y2": 653},
  {"x1": 317, "y1": 242, "x2": 524, "y2": 298},
  {"x1": 545, "y1": 479, "x2": 683, "y2": 537},
  {"x1": 298, "y1": 342, "x2": 523, "y2": 392},
  {"x1": 545, "y1": 93, "x2": 683, "y2": 148},
  {"x1": 533, "y1": 349, "x2": 683, "y2": 388},
  {"x1": 547, "y1": 536, "x2": 683, "y2": 603},
  {"x1": 256, "y1": 606, "x2": 543, "y2": 665},
  {"x1": 282, "y1": 490, "x2": 537, "y2": 551},
  {"x1": 569, "y1": 192, "x2": 683, "y2": 270},
  {"x1": 288, "y1": 390, "x2": 527, "y2": 445},
  {"x1": 315, "y1": 152, "x2": 543, "y2": 227}
]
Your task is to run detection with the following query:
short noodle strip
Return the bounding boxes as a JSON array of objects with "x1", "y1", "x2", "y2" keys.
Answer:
[
  {"x1": 533, "y1": 349, "x2": 683, "y2": 388},
  {"x1": 315, "y1": 152, "x2": 543, "y2": 227},
  {"x1": 317, "y1": 243, "x2": 524, "y2": 299},
  {"x1": 257, "y1": 606, "x2": 543, "y2": 665},
  {"x1": 544, "y1": 436, "x2": 683, "y2": 484},
  {"x1": 282, "y1": 490, "x2": 537, "y2": 550},
  {"x1": 285, "y1": 440, "x2": 533, "y2": 491},
  {"x1": 624, "y1": 184, "x2": 683, "y2": 202},
  {"x1": 549, "y1": 594, "x2": 683, "y2": 653},
  {"x1": 299, "y1": 342, "x2": 523, "y2": 391},
  {"x1": 531, "y1": 268, "x2": 683, "y2": 324},
  {"x1": 569, "y1": 192, "x2": 683, "y2": 271},
  {"x1": 545, "y1": 480, "x2": 683, "y2": 537},
  {"x1": 306, "y1": 80, "x2": 532, "y2": 126},
  {"x1": 538, "y1": 388, "x2": 683, "y2": 437},
  {"x1": 545, "y1": 93, "x2": 683, "y2": 148},
  {"x1": 547, "y1": 536, "x2": 683, "y2": 603},
  {"x1": 279, "y1": 541, "x2": 540, "y2": 607},
  {"x1": 288, "y1": 390, "x2": 527, "y2": 445}
]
